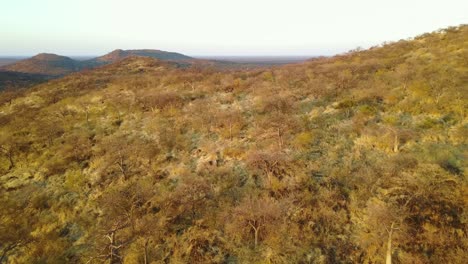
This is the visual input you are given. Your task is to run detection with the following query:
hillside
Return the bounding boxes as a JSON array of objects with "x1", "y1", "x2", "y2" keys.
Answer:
[
  {"x1": 1, "y1": 53, "x2": 82, "y2": 76},
  {"x1": 92, "y1": 49, "x2": 193, "y2": 63},
  {"x1": 83, "y1": 49, "x2": 242, "y2": 70},
  {"x1": 0, "y1": 50, "x2": 290, "y2": 85},
  {"x1": 0, "y1": 70, "x2": 50, "y2": 90},
  {"x1": 1, "y1": 49, "x2": 195, "y2": 79},
  {"x1": 0, "y1": 25, "x2": 466, "y2": 263}
]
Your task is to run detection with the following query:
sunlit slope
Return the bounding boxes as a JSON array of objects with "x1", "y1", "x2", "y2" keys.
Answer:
[{"x1": 0, "y1": 25, "x2": 466, "y2": 264}]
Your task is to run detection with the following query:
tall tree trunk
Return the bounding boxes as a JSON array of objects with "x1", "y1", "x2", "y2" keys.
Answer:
[
  {"x1": 117, "y1": 151, "x2": 127, "y2": 179},
  {"x1": 229, "y1": 122, "x2": 233, "y2": 143},
  {"x1": 386, "y1": 223, "x2": 395, "y2": 264},
  {"x1": 109, "y1": 231, "x2": 116, "y2": 264},
  {"x1": 388, "y1": 127, "x2": 399, "y2": 153},
  {"x1": 7, "y1": 150, "x2": 14, "y2": 170},
  {"x1": 85, "y1": 108, "x2": 90, "y2": 127},
  {"x1": 0, "y1": 147, "x2": 14, "y2": 171},
  {"x1": 266, "y1": 170, "x2": 272, "y2": 188},
  {"x1": 248, "y1": 222, "x2": 260, "y2": 249},
  {"x1": 277, "y1": 128, "x2": 283, "y2": 150},
  {"x1": 143, "y1": 239, "x2": 149, "y2": 264},
  {"x1": 254, "y1": 227, "x2": 259, "y2": 249},
  {"x1": 393, "y1": 133, "x2": 399, "y2": 153}
]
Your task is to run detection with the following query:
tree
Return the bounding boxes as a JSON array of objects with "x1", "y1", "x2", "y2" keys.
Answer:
[
  {"x1": 163, "y1": 174, "x2": 213, "y2": 223},
  {"x1": 214, "y1": 108, "x2": 244, "y2": 143},
  {"x1": 253, "y1": 112, "x2": 299, "y2": 150},
  {"x1": 226, "y1": 196, "x2": 284, "y2": 249},
  {"x1": 0, "y1": 185, "x2": 42, "y2": 263},
  {"x1": 0, "y1": 124, "x2": 30, "y2": 171},
  {"x1": 354, "y1": 163, "x2": 465, "y2": 263},
  {"x1": 247, "y1": 150, "x2": 290, "y2": 189},
  {"x1": 89, "y1": 180, "x2": 154, "y2": 264},
  {"x1": 355, "y1": 197, "x2": 409, "y2": 264},
  {"x1": 92, "y1": 132, "x2": 159, "y2": 182}
]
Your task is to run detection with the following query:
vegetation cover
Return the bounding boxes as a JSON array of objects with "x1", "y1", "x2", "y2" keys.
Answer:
[{"x1": 0, "y1": 25, "x2": 467, "y2": 263}]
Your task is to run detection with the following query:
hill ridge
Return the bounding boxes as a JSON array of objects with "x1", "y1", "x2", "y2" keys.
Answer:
[{"x1": 0, "y1": 49, "x2": 194, "y2": 76}]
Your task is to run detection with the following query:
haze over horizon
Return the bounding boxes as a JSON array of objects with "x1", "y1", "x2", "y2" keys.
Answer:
[{"x1": 1, "y1": 0, "x2": 467, "y2": 57}]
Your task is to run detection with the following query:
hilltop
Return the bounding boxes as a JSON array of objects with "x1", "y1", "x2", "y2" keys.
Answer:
[
  {"x1": 1, "y1": 53, "x2": 81, "y2": 76},
  {"x1": 92, "y1": 49, "x2": 193, "y2": 63},
  {"x1": 0, "y1": 25, "x2": 466, "y2": 263},
  {"x1": 0, "y1": 49, "x2": 297, "y2": 83},
  {"x1": 0, "y1": 49, "x2": 196, "y2": 78}
]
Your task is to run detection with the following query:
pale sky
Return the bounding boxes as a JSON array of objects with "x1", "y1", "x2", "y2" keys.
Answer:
[{"x1": 1, "y1": 0, "x2": 467, "y2": 56}]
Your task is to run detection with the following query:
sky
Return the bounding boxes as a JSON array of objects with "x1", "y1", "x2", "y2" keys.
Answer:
[{"x1": 1, "y1": 0, "x2": 467, "y2": 57}]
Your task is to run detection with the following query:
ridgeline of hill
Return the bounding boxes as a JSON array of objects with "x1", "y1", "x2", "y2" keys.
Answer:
[
  {"x1": 0, "y1": 49, "x2": 312, "y2": 90},
  {"x1": 0, "y1": 49, "x2": 196, "y2": 90},
  {"x1": 93, "y1": 49, "x2": 193, "y2": 63},
  {"x1": 1, "y1": 53, "x2": 81, "y2": 76},
  {"x1": 0, "y1": 49, "x2": 193, "y2": 78},
  {"x1": 0, "y1": 25, "x2": 467, "y2": 263}
]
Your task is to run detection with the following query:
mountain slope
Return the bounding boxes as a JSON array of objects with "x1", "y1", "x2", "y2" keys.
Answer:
[
  {"x1": 1, "y1": 49, "x2": 194, "y2": 77},
  {"x1": 1, "y1": 53, "x2": 81, "y2": 76},
  {"x1": 94, "y1": 49, "x2": 192, "y2": 62},
  {"x1": 81, "y1": 49, "x2": 194, "y2": 69},
  {"x1": 0, "y1": 25, "x2": 466, "y2": 263},
  {"x1": 0, "y1": 70, "x2": 50, "y2": 90}
]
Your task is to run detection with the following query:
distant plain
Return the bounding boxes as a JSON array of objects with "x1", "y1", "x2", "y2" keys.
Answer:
[{"x1": 0, "y1": 57, "x2": 26, "y2": 67}]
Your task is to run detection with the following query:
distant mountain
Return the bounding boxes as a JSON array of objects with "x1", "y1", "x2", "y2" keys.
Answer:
[
  {"x1": 84, "y1": 49, "x2": 193, "y2": 66},
  {"x1": 1, "y1": 49, "x2": 284, "y2": 82},
  {"x1": 101, "y1": 49, "x2": 192, "y2": 61},
  {"x1": 0, "y1": 49, "x2": 252, "y2": 85},
  {"x1": 1, "y1": 49, "x2": 194, "y2": 77},
  {"x1": 1, "y1": 53, "x2": 81, "y2": 76}
]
